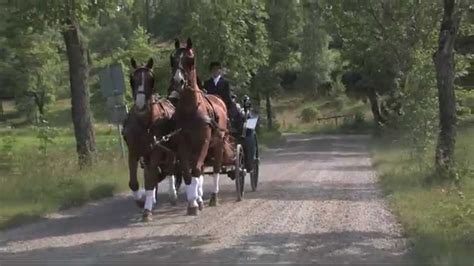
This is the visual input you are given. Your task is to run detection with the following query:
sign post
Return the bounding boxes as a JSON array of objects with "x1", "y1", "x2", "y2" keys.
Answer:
[{"x1": 98, "y1": 64, "x2": 128, "y2": 158}]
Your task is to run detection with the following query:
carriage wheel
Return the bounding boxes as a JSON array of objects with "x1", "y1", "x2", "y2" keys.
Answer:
[
  {"x1": 250, "y1": 134, "x2": 259, "y2": 192},
  {"x1": 235, "y1": 144, "x2": 245, "y2": 201}
]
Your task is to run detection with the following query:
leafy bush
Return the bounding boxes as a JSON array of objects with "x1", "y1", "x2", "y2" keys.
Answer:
[
  {"x1": 300, "y1": 107, "x2": 320, "y2": 123},
  {"x1": 396, "y1": 53, "x2": 438, "y2": 166},
  {"x1": 334, "y1": 95, "x2": 348, "y2": 110},
  {"x1": 0, "y1": 131, "x2": 17, "y2": 172},
  {"x1": 341, "y1": 112, "x2": 366, "y2": 132},
  {"x1": 456, "y1": 105, "x2": 471, "y2": 116},
  {"x1": 36, "y1": 120, "x2": 60, "y2": 155},
  {"x1": 464, "y1": 96, "x2": 474, "y2": 113},
  {"x1": 354, "y1": 111, "x2": 365, "y2": 125}
]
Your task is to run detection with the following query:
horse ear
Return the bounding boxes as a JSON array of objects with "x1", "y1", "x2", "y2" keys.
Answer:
[
  {"x1": 174, "y1": 38, "x2": 180, "y2": 49},
  {"x1": 186, "y1": 38, "x2": 193, "y2": 49},
  {"x1": 146, "y1": 58, "x2": 154, "y2": 69},
  {"x1": 131, "y1": 58, "x2": 137, "y2": 69}
]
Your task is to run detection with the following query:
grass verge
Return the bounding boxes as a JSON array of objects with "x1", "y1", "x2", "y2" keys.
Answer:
[
  {"x1": 0, "y1": 132, "x2": 129, "y2": 230},
  {"x1": 372, "y1": 125, "x2": 474, "y2": 265}
]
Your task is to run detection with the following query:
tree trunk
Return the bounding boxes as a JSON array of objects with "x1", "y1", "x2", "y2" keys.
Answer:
[
  {"x1": 145, "y1": 0, "x2": 150, "y2": 34},
  {"x1": 33, "y1": 95, "x2": 44, "y2": 117},
  {"x1": 433, "y1": 0, "x2": 461, "y2": 173},
  {"x1": 0, "y1": 100, "x2": 4, "y2": 121},
  {"x1": 367, "y1": 88, "x2": 386, "y2": 126},
  {"x1": 265, "y1": 92, "x2": 273, "y2": 130},
  {"x1": 62, "y1": 19, "x2": 97, "y2": 167}
]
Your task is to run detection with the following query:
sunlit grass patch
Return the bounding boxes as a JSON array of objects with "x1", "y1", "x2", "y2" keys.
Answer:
[
  {"x1": 0, "y1": 134, "x2": 129, "y2": 230},
  {"x1": 372, "y1": 125, "x2": 474, "y2": 265}
]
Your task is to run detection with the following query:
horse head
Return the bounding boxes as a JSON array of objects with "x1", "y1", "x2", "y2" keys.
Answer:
[
  {"x1": 130, "y1": 57, "x2": 155, "y2": 111},
  {"x1": 169, "y1": 38, "x2": 196, "y2": 96}
]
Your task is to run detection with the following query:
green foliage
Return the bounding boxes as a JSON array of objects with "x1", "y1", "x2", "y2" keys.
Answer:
[
  {"x1": 298, "y1": 0, "x2": 334, "y2": 93},
  {"x1": 329, "y1": 74, "x2": 346, "y2": 97},
  {"x1": 340, "y1": 111, "x2": 366, "y2": 132},
  {"x1": 300, "y1": 107, "x2": 320, "y2": 123},
  {"x1": 0, "y1": 131, "x2": 128, "y2": 229},
  {"x1": 91, "y1": 26, "x2": 159, "y2": 112},
  {"x1": 36, "y1": 121, "x2": 60, "y2": 155},
  {"x1": 395, "y1": 50, "x2": 438, "y2": 165},
  {"x1": 0, "y1": 131, "x2": 17, "y2": 172},
  {"x1": 333, "y1": 95, "x2": 348, "y2": 110},
  {"x1": 325, "y1": 0, "x2": 441, "y2": 126},
  {"x1": 456, "y1": 105, "x2": 471, "y2": 116},
  {"x1": 6, "y1": 0, "x2": 123, "y2": 28},
  {"x1": 182, "y1": 0, "x2": 270, "y2": 92},
  {"x1": 372, "y1": 124, "x2": 474, "y2": 265},
  {"x1": 458, "y1": 90, "x2": 474, "y2": 114},
  {"x1": 265, "y1": 0, "x2": 303, "y2": 76},
  {"x1": 0, "y1": 22, "x2": 65, "y2": 120},
  {"x1": 354, "y1": 111, "x2": 365, "y2": 125}
]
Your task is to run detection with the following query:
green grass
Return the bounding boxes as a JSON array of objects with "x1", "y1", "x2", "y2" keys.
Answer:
[
  {"x1": 0, "y1": 119, "x2": 129, "y2": 230},
  {"x1": 258, "y1": 128, "x2": 285, "y2": 149},
  {"x1": 372, "y1": 124, "x2": 474, "y2": 265}
]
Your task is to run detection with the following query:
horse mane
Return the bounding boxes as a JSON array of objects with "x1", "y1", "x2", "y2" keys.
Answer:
[{"x1": 196, "y1": 75, "x2": 203, "y2": 90}]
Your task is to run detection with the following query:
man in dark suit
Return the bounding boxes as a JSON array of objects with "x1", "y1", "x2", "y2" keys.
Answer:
[
  {"x1": 203, "y1": 62, "x2": 233, "y2": 107},
  {"x1": 204, "y1": 61, "x2": 243, "y2": 132}
]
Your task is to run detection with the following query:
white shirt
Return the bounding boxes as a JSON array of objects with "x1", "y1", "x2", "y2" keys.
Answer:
[{"x1": 213, "y1": 75, "x2": 221, "y2": 86}]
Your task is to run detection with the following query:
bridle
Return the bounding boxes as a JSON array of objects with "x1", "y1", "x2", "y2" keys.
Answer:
[
  {"x1": 170, "y1": 49, "x2": 196, "y2": 91},
  {"x1": 130, "y1": 67, "x2": 155, "y2": 98}
]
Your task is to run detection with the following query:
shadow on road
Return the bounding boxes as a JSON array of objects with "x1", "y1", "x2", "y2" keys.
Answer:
[{"x1": 1, "y1": 231, "x2": 407, "y2": 265}]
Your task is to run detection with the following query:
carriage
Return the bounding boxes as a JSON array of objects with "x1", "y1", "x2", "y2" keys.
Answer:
[
  {"x1": 199, "y1": 95, "x2": 260, "y2": 201},
  {"x1": 148, "y1": 94, "x2": 260, "y2": 202}
]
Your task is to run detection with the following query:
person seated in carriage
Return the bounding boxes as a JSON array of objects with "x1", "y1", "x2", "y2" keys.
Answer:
[{"x1": 203, "y1": 61, "x2": 245, "y2": 135}]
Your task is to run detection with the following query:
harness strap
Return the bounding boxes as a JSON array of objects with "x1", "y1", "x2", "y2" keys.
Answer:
[{"x1": 202, "y1": 93, "x2": 219, "y2": 124}]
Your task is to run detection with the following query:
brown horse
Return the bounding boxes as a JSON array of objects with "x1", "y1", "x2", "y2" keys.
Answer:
[
  {"x1": 122, "y1": 58, "x2": 179, "y2": 221},
  {"x1": 170, "y1": 38, "x2": 234, "y2": 216}
]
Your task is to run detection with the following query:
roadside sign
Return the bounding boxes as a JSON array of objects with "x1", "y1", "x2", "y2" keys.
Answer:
[
  {"x1": 109, "y1": 104, "x2": 128, "y2": 124},
  {"x1": 98, "y1": 64, "x2": 128, "y2": 159},
  {"x1": 106, "y1": 94, "x2": 125, "y2": 108},
  {"x1": 98, "y1": 64, "x2": 126, "y2": 98}
]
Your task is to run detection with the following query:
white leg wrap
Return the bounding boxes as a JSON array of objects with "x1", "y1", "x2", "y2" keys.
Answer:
[
  {"x1": 197, "y1": 175, "x2": 204, "y2": 202},
  {"x1": 153, "y1": 187, "x2": 157, "y2": 204},
  {"x1": 213, "y1": 173, "x2": 220, "y2": 194},
  {"x1": 186, "y1": 177, "x2": 199, "y2": 206},
  {"x1": 144, "y1": 190, "x2": 155, "y2": 211},
  {"x1": 168, "y1": 175, "x2": 177, "y2": 197},
  {"x1": 132, "y1": 189, "x2": 145, "y2": 201}
]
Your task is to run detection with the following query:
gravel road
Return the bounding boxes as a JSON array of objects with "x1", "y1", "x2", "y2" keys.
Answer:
[{"x1": 0, "y1": 134, "x2": 408, "y2": 265}]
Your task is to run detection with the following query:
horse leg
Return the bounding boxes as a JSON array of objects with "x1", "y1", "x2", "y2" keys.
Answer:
[
  {"x1": 192, "y1": 130, "x2": 211, "y2": 211},
  {"x1": 210, "y1": 139, "x2": 224, "y2": 207},
  {"x1": 143, "y1": 162, "x2": 159, "y2": 222},
  {"x1": 168, "y1": 175, "x2": 178, "y2": 205},
  {"x1": 179, "y1": 141, "x2": 198, "y2": 216},
  {"x1": 128, "y1": 151, "x2": 145, "y2": 207},
  {"x1": 197, "y1": 175, "x2": 204, "y2": 210}
]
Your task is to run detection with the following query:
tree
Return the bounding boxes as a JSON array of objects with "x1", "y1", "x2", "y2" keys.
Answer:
[
  {"x1": 299, "y1": 0, "x2": 333, "y2": 93},
  {"x1": 325, "y1": 0, "x2": 441, "y2": 126},
  {"x1": 433, "y1": 0, "x2": 465, "y2": 173},
  {"x1": 182, "y1": 1, "x2": 269, "y2": 92},
  {"x1": 258, "y1": 0, "x2": 303, "y2": 129},
  {"x1": 7, "y1": 0, "x2": 121, "y2": 167}
]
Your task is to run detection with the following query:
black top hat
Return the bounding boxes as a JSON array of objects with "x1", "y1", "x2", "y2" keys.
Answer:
[{"x1": 209, "y1": 61, "x2": 222, "y2": 70}]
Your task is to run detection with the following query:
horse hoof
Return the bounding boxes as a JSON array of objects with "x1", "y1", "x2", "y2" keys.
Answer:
[
  {"x1": 142, "y1": 210, "x2": 153, "y2": 222},
  {"x1": 135, "y1": 200, "x2": 145, "y2": 209},
  {"x1": 187, "y1": 206, "x2": 199, "y2": 216},
  {"x1": 209, "y1": 193, "x2": 218, "y2": 207},
  {"x1": 169, "y1": 197, "x2": 178, "y2": 206},
  {"x1": 198, "y1": 200, "x2": 204, "y2": 211}
]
